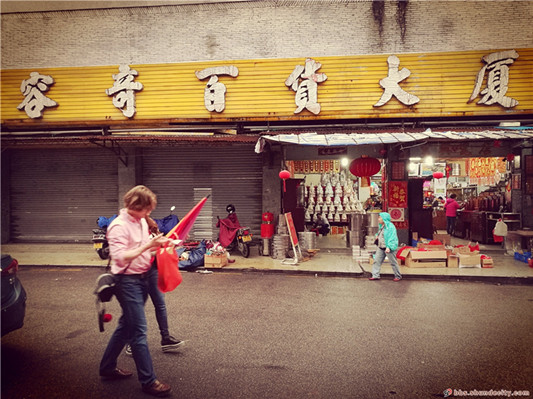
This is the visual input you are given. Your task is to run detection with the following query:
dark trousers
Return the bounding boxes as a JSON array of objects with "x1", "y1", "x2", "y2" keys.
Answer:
[{"x1": 446, "y1": 216, "x2": 457, "y2": 235}]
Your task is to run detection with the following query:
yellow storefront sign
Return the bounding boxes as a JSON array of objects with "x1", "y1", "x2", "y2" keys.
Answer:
[{"x1": 1, "y1": 48, "x2": 532, "y2": 126}]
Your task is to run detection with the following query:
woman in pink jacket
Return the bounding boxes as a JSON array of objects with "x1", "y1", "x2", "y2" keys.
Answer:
[{"x1": 444, "y1": 193, "x2": 463, "y2": 236}]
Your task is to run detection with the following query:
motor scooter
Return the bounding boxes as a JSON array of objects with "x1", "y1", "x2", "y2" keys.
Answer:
[
  {"x1": 92, "y1": 206, "x2": 178, "y2": 260},
  {"x1": 216, "y1": 204, "x2": 253, "y2": 258}
]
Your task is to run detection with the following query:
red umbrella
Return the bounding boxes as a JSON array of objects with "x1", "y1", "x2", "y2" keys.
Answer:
[{"x1": 165, "y1": 195, "x2": 210, "y2": 240}]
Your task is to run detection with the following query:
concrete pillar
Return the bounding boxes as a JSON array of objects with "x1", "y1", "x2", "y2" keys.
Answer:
[
  {"x1": 117, "y1": 147, "x2": 138, "y2": 205},
  {"x1": 262, "y1": 146, "x2": 282, "y2": 223}
]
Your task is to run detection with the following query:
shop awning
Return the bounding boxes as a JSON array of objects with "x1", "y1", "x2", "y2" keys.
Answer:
[{"x1": 255, "y1": 127, "x2": 533, "y2": 152}]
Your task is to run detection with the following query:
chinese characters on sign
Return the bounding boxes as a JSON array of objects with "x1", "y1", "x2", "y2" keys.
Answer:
[
  {"x1": 285, "y1": 58, "x2": 327, "y2": 115},
  {"x1": 374, "y1": 55, "x2": 419, "y2": 107},
  {"x1": 106, "y1": 65, "x2": 143, "y2": 118},
  {"x1": 388, "y1": 181, "x2": 408, "y2": 208},
  {"x1": 468, "y1": 50, "x2": 519, "y2": 108},
  {"x1": 13, "y1": 50, "x2": 523, "y2": 119},
  {"x1": 195, "y1": 66, "x2": 239, "y2": 112},
  {"x1": 17, "y1": 72, "x2": 57, "y2": 118}
]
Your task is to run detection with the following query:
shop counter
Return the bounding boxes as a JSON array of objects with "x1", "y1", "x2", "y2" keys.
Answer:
[{"x1": 457, "y1": 211, "x2": 522, "y2": 244}]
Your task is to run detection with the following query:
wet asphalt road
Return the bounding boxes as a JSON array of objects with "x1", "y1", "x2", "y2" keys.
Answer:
[{"x1": 1, "y1": 267, "x2": 532, "y2": 399}]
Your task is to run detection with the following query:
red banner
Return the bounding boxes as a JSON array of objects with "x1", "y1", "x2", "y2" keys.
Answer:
[{"x1": 388, "y1": 181, "x2": 408, "y2": 208}]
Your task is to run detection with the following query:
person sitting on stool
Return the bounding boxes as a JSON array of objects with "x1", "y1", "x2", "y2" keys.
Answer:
[{"x1": 312, "y1": 213, "x2": 330, "y2": 236}]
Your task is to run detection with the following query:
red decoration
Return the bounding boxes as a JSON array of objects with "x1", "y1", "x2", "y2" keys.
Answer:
[
  {"x1": 103, "y1": 314, "x2": 112, "y2": 322},
  {"x1": 349, "y1": 156, "x2": 381, "y2": 177},
  {"x1": 445, "y1": 165, "x2": 452, "y2": 178},
  {"x1": 433, "y1": 172, "x2": 444, "y2": 179},
  {"x1": 279, "y1": 170, "x2": 291, "y2": 192},
  {"x1": 506, "y1": 153, "x2": 515, "y2": 162}
]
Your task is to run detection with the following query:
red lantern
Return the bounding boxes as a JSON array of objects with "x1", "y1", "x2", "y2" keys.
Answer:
[
  {"x1": 279, "y1": 170, "x2": 291, "y2": 192},
  {"x1": 349, "y1": 156, "x2": 381, "y2": 177},
  {"x1": 506, "y1": 153, "x2": 515, "y2": 162},
  {"x1": 349, "y1": 156, "x2": 381, "y2": 186},
  {"x1": 433, "y1": 172, "x2": 444, "y2": 179}
]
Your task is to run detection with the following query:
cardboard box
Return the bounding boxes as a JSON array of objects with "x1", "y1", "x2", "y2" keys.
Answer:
[
  {"x1": 408, "y1": 250, "x2": 447, "y2": 260},
  {"x1": 433, "y1": 231, "x2": 451, "y2": 245},
  {"x1": 447, "y1": 255, "x2": 459, "y2": 268},
  {"x1": 452, "y1": 246, "x2": 471, "y2": 255},
  {"x1": 458, "y1": 253, "x2": 481, "y2": 268},
  {"x1": 204, "y1": 254, "x2": 228, "y2": 268},
  {"x1": 417, "y1": 243, "x2": 446, "y2": 251},
  {"x1": 481, "y1": 257, "x2": 494, "y2": 268},
  {"x1": 406, "y1": 249, "x2": 447, "y2": 268},
  {"x1": 406, "y1": 258, "x2": 447, "y2": 268}
]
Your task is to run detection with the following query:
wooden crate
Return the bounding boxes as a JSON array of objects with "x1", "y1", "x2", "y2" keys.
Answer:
[{"x1": 204, "y1": 254, "x2": 228, "y2": 268}]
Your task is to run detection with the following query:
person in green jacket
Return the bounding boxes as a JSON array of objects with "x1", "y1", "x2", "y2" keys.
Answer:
[{"x1": 369, "y1": 212, "x2": 402, "y2": 281}]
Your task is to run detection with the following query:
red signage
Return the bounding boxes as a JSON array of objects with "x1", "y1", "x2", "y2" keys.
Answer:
[
  {"x1": 388, "y1": 181, "x2": 408, "y2": 208},
  {"x1": 284, "y1": 212, "x2": 299, "y2": 247}
]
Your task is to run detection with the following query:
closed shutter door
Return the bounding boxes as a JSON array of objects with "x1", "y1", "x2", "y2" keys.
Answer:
[
  {"x1": 9, "y1": 148, "x2": 118, "y2": 242},
  {"x1": 142, "y1": 144, "x2": 262, "y2": 240}
]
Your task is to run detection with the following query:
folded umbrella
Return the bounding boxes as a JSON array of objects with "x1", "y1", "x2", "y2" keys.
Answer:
[{"x1": 165, "y1": 195, "x2": 210, "y2": 241}]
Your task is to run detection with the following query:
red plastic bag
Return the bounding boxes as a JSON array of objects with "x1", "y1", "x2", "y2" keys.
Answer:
[{"x1": 156, "y1": 244, "x2": 182, "y2": 293}]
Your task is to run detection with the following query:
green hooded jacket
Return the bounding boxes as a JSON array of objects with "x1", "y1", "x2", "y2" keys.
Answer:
[{"x1": 377, "y1": 212, "x2": 399, "y2": 251}]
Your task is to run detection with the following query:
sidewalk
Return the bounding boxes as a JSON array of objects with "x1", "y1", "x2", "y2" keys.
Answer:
[{"x1": 2, "y1": 242, "x2": 533, "y2": 285}]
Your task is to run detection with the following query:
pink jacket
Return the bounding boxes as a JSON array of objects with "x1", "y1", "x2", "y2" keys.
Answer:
[
  {"x1": 107, "y1": 208, "x2": 153, "y2": 275},
  {"x1": 445, "y1": 198, "x2": 461, "y2": 217}
]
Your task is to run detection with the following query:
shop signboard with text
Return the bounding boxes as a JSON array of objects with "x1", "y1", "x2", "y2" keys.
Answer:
[{"x1": 2, "y1": 49, "x2": 533, "y2": 129}]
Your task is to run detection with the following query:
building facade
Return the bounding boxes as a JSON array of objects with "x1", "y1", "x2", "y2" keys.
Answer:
[{"x1": 2, "y1": 0, "x2": 532, "y2": 243}]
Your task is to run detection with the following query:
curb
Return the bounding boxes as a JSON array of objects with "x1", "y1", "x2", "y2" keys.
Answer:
[{"x1": 19, "y1": 263, "x2": 533, "y2": 286}]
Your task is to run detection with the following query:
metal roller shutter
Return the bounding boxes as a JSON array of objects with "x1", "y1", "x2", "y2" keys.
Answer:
[
  {"x1": 9, "y1": 148, "x2": 118, "y2": 242},
  {"x1": 142, "y1": 144, "x2": 262, "y2": 241}
]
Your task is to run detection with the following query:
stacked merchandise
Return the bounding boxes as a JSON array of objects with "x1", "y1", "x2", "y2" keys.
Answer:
[
  {"x1": 304, "y1": 171, "x2": 361, "y2": 227},
  {"x1": 298, "y1": 231, "x2": 317, "y2": 250},
  {"x1": 352, "y1": 245, "x2": 371, "y2": 264},
  {"x1": 365, "y1": 211, "x2": 380, "y2": 250},
  {"x1": 272, "y1": 214, "x2": 290, "y2": 259}
]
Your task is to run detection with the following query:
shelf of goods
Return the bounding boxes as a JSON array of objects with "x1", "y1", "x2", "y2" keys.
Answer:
[{"x1": 304, "y1": 179, "x2": 359, "y2": 225}]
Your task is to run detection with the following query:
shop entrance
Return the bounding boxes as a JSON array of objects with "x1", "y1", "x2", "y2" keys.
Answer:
[
  {"x1": 406, "y1": 156, "x2": 519, "y2": 247},
  {"x1": 285, "y1": 158, "x2": 383, "y2": 251}
]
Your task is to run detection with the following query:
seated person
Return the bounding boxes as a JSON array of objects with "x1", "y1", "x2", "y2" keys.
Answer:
[{"x1": 311, "y1": 213, "x2": 330, "y2": 236}]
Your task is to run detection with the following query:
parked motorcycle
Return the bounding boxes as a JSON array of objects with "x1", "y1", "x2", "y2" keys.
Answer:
[
  {"x1": 216, "y1": 204, "x2": 253, "y2": 258},
  {"x1": 92, "y1": 207, "x2": 178, "y2": 260}
]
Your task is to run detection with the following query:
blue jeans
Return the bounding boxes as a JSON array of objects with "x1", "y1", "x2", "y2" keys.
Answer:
[
  {"x1": 99, "y1": 274, "x2": 156, "y2": 387},
  {"x1": 371, "y1": 247, "x2": 402, "y2": 279},
  {"x1": 146, "y1": 266, "x2": 169, "y2": 339}
]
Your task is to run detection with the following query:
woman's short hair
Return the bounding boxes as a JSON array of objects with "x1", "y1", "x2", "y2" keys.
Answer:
[
  {"x1": 450, "y1": 193, "x2": 457, "y2": 199},
  {"x1": 123, "y1": 185, "x2": 157, "y2": 211}
]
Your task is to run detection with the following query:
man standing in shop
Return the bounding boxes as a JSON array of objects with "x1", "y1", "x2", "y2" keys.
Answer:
[{"x1": 444, "y1": 193, "x2": 463, "y2": 236}]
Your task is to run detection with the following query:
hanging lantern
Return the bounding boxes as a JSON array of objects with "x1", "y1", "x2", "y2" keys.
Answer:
[
  {"x1": 433, "y1": 171, "x2": 444, "y2": 179},
  {"x1": 349, "y1": 156, "x2": 381, "y2": 186},
  {"x1": 379, "y1": 148, "x2": 388, "y2": 157},
  {"x1": 279, "y1": 170, "x2": 291, "y2": 192},
  {"x1": 506, "y1": 153, "x2": 515, "y2": 162}
]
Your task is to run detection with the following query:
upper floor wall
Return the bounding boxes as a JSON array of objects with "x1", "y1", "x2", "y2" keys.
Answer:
[{"x1": 2, "y1": 0, "x2": 533, "y2": 69}]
